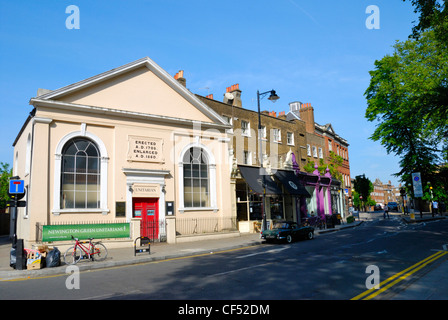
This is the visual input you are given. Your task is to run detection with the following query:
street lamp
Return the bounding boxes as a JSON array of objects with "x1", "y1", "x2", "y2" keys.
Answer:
[{"x1": 257, "y1": 89, "x2": 280, "y2": 232}]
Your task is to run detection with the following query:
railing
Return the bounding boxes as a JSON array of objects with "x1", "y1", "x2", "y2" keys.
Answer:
[
  {"x1": 176, "y1": 217, "x2": 238, "y2": 236},
  {"x1": 140, "y1": 219, "x2": 166, "y2": 243}
]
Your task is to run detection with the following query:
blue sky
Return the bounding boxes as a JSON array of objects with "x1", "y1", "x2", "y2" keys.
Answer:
[{"x1": 0, "y1": 1, "x2": 418, "y2": 186}]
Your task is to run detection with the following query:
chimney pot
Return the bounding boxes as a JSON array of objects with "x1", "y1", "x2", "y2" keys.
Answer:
[
  {"x1": 224, "y1": 83, "x2": 242, "y2": 107},
  {"x1": 174, "y1": 70, "x2": 186, "y2": 87}
]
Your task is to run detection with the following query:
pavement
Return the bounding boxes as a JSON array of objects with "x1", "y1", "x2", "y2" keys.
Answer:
[{"x1": 0, "y1": 220, "x2": 363, "y2": 281}]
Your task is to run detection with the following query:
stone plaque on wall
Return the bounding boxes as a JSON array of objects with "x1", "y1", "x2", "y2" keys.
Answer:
[
  {"x1": 132, "y1": 184, "x2": 160, "y2": 198},
  {"x1": 127, "y1": 136, "x2": 164, "y2": 163}
]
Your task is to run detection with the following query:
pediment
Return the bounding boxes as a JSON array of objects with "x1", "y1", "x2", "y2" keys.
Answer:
[{"x1": 32, "y1": 58, "x2": 227, "y2": 126}]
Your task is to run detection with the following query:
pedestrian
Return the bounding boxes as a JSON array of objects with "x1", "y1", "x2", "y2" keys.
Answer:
[
  {"x1": 384, "y1": 204, "x2": 389, "y2": 219},
  {"x1": 433, "y1": 201, "x2": 438, "y2": 216}
]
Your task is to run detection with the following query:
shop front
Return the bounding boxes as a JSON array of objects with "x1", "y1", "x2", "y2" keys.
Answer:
[{"x1": 236, "y1": 165, "x2": 310, "y2": 232}]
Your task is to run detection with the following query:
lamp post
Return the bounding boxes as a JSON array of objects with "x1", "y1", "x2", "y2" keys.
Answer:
[
  {"x1": 427, "y1": 182, "x2": 434, "y2": 217},
  {"x1": 257, "y1": 89, "x2": 280, "y2": 232}
]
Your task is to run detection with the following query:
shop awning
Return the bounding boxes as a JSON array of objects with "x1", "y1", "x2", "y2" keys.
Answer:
[
  {"x1": 238, "y1": 165, "x2": 282, "y2": 195},
  {"x1": 274, "y1": 170, "x2": 311, "y2": 197}
]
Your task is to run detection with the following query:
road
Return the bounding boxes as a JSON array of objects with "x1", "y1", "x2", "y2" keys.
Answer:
[{"x1": 1, "y1": 215, "x2": 448, "y2": 303}]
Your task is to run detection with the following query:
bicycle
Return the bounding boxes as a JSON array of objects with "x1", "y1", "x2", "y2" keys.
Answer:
[
  {"x1": 64, "y1": 236, "x2": 108, "y2": 265},
  {"x1": 307, "y1": 216, "x2": 324, "y2": 230}
]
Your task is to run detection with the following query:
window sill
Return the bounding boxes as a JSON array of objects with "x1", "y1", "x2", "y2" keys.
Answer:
[
  {"x1": 178, "y1": 207, "x2": 219, "y2": 213},
  {"x1": 52, "y1": 208, "x2": 110, "y2": 215}
]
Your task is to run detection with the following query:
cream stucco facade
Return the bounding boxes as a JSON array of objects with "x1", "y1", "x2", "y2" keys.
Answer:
[{"x1": 12, "y1": 57, "x2": 235, "y2": 247}]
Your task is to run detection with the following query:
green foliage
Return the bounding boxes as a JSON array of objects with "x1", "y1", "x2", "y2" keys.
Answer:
[
  {"x1": 0, "y1": 162, "x2": 12, "y2": 208},
  {"x1": 404, "y1": 0, "x2": 448, "y2": 45},
  {"x1": 346, "y1": 215, "x2": 355, "y2": 224},
  {"x1": 365, "y1": 29, "x2": 448, "y2": 188},
  {"x1": 303, "y1": 151, "x2": 343, "y2": 181},
  {"x1": 352, "y1": 174, "x2": 374, "y2": 211}
]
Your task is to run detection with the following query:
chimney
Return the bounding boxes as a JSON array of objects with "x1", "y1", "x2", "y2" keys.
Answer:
[
  {"x1": 206, "y1": 94, "x2": 214, "y2": 100},
  {"x1": 223, "y1": 83, "x2": 242, "y2": 107},
  {"x1": 174, "y1": 70, "x2": 186, "y2": 87},
  {"x1": 37, "y1": 88, "x2": 51, "y2": 97},
  {"x1": 299, "y1": 102, "x2": 315, "y2": 133},
  {"x1": 278, "y1": 111, "x2": 286, "y2": 120},
  {"x1": 269, "y1": 111, "x2": 277, "y2": 117}
]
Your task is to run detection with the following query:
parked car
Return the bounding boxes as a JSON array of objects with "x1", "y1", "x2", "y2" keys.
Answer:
[
  {"x1": 387, "y1": 202, "x2": 399, "y2": 212},
  {"x1": 261, "y1": 221, "x2": 314, "y2": 243},
  {"x1": 374, "y1": 204, "x2": 383, "y2": 211}
]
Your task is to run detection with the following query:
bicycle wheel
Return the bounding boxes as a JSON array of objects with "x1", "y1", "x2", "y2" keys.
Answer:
[
  {"x1": 92, "y1": 242, "x2": 108, "y2": 261},
  {"x1": 64, "y1": 246, "x2": 83, "y2": 265}
]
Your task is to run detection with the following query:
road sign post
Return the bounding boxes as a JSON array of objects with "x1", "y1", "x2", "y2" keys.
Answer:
[
  {"x1": 7, "y1": 177, "x2": 26, "y2": 245},
  {"x1": 412, "y1": 172, "x2": 423, "y2": 218}
]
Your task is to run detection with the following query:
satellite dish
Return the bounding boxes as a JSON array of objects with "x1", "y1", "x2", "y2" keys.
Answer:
[{"x1": 224, "y1": 92, "x2": 234, "y2": 100}]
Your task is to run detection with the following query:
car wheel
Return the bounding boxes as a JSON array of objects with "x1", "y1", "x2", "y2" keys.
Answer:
[
  {"x1": 307, "y1": 231, "x2": 314, "y2": 240},
  {"x1": 286, "y1": 234, "x2": 293, "y2": 244}
]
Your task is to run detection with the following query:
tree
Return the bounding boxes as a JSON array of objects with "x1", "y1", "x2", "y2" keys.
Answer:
[
  {"x1": 0, "y1": 162, "x2": 12, "y2": 208},
  {"x1": 352, "y1": 174, "x2": 374, "y2": 211},
  {"x1": 404, "y1": 0, "x2": 448, "y2": 45},
  {"x1": 365, "y1": 29, "x2": 448, "y2": 187}
]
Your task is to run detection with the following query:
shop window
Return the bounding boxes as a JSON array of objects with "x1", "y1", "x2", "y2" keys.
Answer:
[
  {"x1": 270, "y1": 196, "x2": 284, "y2": 220},
  {"x1": 60, "y1": 138, "x2": 100, "y2": 209}
]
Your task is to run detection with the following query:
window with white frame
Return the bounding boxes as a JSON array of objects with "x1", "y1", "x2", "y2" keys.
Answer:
[
  {"x1": 312, "y1": 146, "x2": 317, "y2": 158},
  {"x1": 260, "y1": 125, "x2": 267, "y2": 139},
  {"x1": 273, "y1": 128, "x2": 281, "y2": 142},
  {"x1": 241, "y1": 120, "x2": 250, "y2": 136},
  {"x1": 25, "y1": 134, "x2": 31, "y2": 175},
  {"x1": 183, "y1": 147, "x2": 210, "y2": 208},
  {"x1": 318, "y1": 147, "x2": 323, "y2": 159},
  {"x1": 307, "y1": 144, "x2": 311, "y2": 156},
  {"x1": 53, "y1": 131, "x2": 109, "y2": 215},
  {"x1": 328, "y1": 139, "x2": 332, "y2": 151},
  {"x1": 60, "y1": 138, "x2": 101, "y2": 209},
  {"x1": 243, "y1": 151, "x2": 252, "y2": 165},
  {"x1": 287, "y1": 132, "x2": 294, "y2": 145},
  {"x1": 222, "y1": 115, "x2": 233, "y2": 133}
]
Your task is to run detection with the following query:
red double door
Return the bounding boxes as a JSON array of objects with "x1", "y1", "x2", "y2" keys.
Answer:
[{"x1": 133, "y1": 198, "x2": 159, "y2": 239}]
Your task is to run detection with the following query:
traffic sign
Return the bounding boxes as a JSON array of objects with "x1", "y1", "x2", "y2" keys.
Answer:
[
  {"x1": 9, "y1": 179, "x2": 25, "y2": 194},
  {"x1": 412, "y1": 172, "x2": 423, "y2": 198}
]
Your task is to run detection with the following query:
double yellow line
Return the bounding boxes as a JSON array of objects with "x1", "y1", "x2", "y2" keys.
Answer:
[{"x1": 351, "y1": 250, "x2": 448, "y2": 300}]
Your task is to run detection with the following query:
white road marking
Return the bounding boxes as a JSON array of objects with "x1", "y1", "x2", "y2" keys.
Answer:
[
  {"x1": 207, "y1": 262, "x2": 273, "y2": 277},
  {"x1": 236, "y1": 247, "x2": 288, "y2": 259}
]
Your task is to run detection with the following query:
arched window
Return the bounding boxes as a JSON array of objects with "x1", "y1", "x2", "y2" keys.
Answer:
[
  {"x1": 60, "y1": 138, "x2": 101, "y2": 209},
  {"x1": 182, "y1": 147, "x2": 210, "y2": 208}
]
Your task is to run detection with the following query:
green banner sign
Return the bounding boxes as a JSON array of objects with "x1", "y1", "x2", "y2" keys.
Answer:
[{"x1": 42, "y1": 223, "x2": 130, "y2": 242}]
